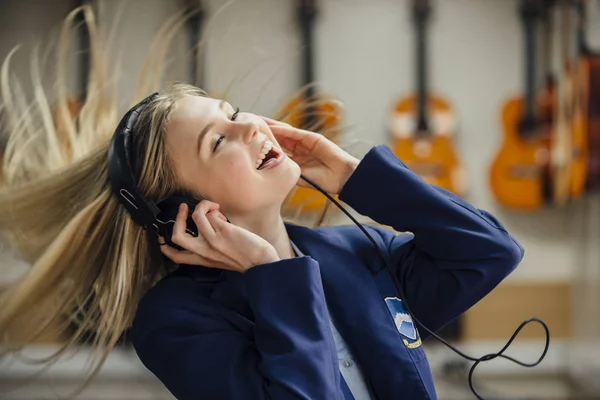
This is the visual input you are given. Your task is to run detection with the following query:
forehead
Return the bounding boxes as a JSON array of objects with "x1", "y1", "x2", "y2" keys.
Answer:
[{"x1": 170, "y1": 95, "x2": 220, "y2": 124}]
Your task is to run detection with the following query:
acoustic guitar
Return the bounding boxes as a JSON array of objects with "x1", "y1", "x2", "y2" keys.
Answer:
[
  {"x1": 550, "y1": 0, "x2": 576, "y2": 206},
  {"x1": 277, "y1": 0, "x2": 342, "y2": 218},
  {"x1": 537, "y1": 1, "x2": 557, "y2": 203},
  {"x1": 490, "y1": 0, "x2": 552, "y2": 210},
  {"x1": 389, "y1": 0, "x2": 465, "y2": 196},
  {"x1": 565, "y1": 0, "x2": 589, "y2": 199},
  {"x1": 576, "y1": 0, "x2": 600, "y2": 192}
]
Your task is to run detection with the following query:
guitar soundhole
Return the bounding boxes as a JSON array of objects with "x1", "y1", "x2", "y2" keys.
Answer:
[{"x1": 414, "y1": 140, "x2": 433, "y2": 158}]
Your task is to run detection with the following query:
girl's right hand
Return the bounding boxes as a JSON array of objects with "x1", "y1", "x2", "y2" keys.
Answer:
[{"x1": 158, "y1": 201, "x2": 280, "y2": 273}]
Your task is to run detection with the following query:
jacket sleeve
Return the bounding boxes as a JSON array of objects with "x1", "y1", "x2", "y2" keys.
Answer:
[
  {"x1": 337, "y1": 145, "x2": 524, "y2": 338},
  {"x1": 132, "y1": 257, "x2": 341, "y2": 400}
]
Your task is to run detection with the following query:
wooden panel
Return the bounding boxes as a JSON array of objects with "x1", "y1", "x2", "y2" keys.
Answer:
[{"x1": 462, "y1": 281, "x2": 572, "y2": 340}]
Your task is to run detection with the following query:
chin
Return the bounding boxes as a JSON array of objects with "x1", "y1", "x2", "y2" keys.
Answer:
[{"x1": 279, "y1": 159, "x2": 302, "y2": 197}]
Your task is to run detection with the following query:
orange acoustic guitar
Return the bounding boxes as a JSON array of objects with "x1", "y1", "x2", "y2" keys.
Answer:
[
  {"x1": 277, "y1": 0, "x2": 341, "y2": 219},
  {"x1": 490, "y1": 0, "x2": 552, "y2": 210},
  {"x1": 537, "y1": 0, "x2": 556, "y2": 202},
  {"x1": 547, "y1": 0, "x2": 573, "y2": 207},
  {"x1": 550, "y1": 0, "x2": 589, "y2": 206},
  {"x1": 389, "y1": 0, "x2": 465, "y2": 196},
  {"x1": 575, "y1": 0, "x2": 599, "y2": 192},
  {"x1": 567, "y1": 0, "x2": 588, "y2": 199}
]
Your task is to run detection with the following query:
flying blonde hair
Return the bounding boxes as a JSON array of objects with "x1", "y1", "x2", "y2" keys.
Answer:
[{"x1": 0, "y1": 3, "x2": 352, "y2": 398}]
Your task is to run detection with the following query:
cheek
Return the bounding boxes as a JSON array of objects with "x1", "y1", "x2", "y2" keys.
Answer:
[
  {"x1": 215, "y1": 154, "x2": 257, "y2": 191},
  {"x1": 224, "y1": 154, "x2": 253, "y2": 176}
]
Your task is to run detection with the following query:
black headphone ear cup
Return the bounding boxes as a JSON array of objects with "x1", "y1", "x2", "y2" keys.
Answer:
[{"x1": 156, "y1": 196, "x2": 200, "y2": 250}]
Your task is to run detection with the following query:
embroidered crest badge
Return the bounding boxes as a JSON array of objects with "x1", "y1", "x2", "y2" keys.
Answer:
[{"x1": 384, "y1": 297, "x2": 422, "y2": 349}]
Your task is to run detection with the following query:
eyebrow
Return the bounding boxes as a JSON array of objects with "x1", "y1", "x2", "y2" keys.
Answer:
[{"x1": 197, "y1": 100, "x2": 227, "y2": 155}]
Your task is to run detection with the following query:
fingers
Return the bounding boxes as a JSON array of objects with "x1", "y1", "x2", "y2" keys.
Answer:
[
  {"x1": 269, "y1": 124, "x2": 316, "y2": 155},
  {"x1": 187, "y1": 200, "x2": 221, "y2": 243},
  {"x1": 259, "y1": 116, "x2": 291, "y2": 127},
  {"x1": 171, "y1": 200, "x2": 217, "y2": 251},
  {"x1": 172, "y1": 203, "x2": 192, "y2": 238},
  {"x1": 273, "y1": 136, "x2": 297, "y2": 155},
  {"x1": 199, "y1": 209, "x2": 228, "y2": 235},
  {"x1": 206, "y1": 210, "x2": 228, "y2": 224},
  {"x1": 157, "y1": 202, "x2": 231, "y2": 268},
  {"x1": 158, "y1": 241, "x2": 210, "y2": 265},
  {"x1": 268, "y1": 124, "x2": 311, "y2": 141}
]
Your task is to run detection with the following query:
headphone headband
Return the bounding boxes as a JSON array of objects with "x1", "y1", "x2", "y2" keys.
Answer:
[{"x1": 107, "y1": 93, "x2": 161, "y2": 229}]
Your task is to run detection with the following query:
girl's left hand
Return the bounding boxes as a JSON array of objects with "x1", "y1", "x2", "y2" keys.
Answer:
[{"x1": 261, "y1": 116, "x2": 360, "y2": 195}]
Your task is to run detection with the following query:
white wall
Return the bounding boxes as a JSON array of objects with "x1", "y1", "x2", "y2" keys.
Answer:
[{"x1": 1, "y1": 0, "x2": 599, "y2": 286}]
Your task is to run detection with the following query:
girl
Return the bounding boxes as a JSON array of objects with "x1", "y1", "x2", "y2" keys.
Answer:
[
  {"x1": 0, "y1": 5, "x2": 523, "y2": 400},
  {"x1": 126, "y1": 86, "x2": 523, "y2": 400}
]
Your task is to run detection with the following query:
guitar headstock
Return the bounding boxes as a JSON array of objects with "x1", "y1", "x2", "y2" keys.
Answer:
[
  {"x1": 298, "y1": 0, "x2": 318, "y2": 25},
  {"x1": 412, "y1": 0, "x2": 431, "y2": 23},
  {"x1": 182, "y1": 0, "x2": 205, "y2": 20},
  {"x1": 540, "y1": 0, "x2": 557, "y2": 21},
  {"x1": 519, "y1": 0, "x2": 543, "y2": 22}
]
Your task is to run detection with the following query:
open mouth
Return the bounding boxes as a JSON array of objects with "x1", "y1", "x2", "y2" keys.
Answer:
[{"x1": 255, "y1": 141, "x2": 281, "y2": 170}]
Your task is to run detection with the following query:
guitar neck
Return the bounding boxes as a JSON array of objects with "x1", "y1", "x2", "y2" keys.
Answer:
[
  {"x1": 524, "y1": 18, "x2": 537, "y2": 122},
  {"x1": 541, "y1": 1, "x2": 555, "y2": 86},
  {"x1": 576, "y1": 0, "x2": 591, "y2": 55},
  {"x1": 185, "y1": 0, "x2": 205, "y2": 87},
  {"x1": 411, "y1": 0, "x2": 431, "y2": 136},
  {"x1": 301, "y1": 16, "x2": 316, "y2": 100},
  {"x1": 415, "y1": 16, "x2": 429, "y2": 133},
  {"x1": 298, "y1": 0, "x2": 318, "y2": 129},
  {"x1": 519, "y1": 0, "x2": 541, "y2": 136}
]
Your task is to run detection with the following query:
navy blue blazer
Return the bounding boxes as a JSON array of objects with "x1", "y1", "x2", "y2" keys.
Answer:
[{"x1": 131, "y1": 145, "x2": 524, "y2": 400}]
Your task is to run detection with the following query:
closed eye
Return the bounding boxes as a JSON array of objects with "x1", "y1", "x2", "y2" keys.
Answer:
[{"x1": 212, "y1": 107, "x2": 240, "y2": 153}]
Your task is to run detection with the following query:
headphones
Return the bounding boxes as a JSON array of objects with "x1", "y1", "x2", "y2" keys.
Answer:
[
  {"x1": 107, "y1": 92, "x2": 215, "y2": 251},
  {"x1": 107, "y1": 92, "x2": 549, "y2": 400}
]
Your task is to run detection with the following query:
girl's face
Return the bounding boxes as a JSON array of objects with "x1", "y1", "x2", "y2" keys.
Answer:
[{"x1": 165, "y1": 95, "x2": 301, "y2": 218}]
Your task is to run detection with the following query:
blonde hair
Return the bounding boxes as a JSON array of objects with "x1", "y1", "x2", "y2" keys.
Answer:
[
  {"x1": 0, "y1": 2, "x2": 358, "y2": 398},
  {"x1": 0, "y1": 4, "x2": 219, "y2": 398}
]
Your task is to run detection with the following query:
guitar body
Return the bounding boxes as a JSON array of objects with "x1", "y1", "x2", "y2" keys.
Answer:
[
  {"x1": 390, "y1": 94, "x2": 464, "y2": 194},
  {"x1": 278, "y1": 93, "x2": 341, "y2": 213},
  {"x1": 490, "y1": 96, "x2": 550, "y2": 210},
  {"x1": 391, "y1": 0, "x2": 465, "y2": 197},
  {"x1": 582, "y1": 56, "x2": 600, "y2": 190},
  {"x1": 277, "y1": 92, "x2": 341, "y2": 138}
]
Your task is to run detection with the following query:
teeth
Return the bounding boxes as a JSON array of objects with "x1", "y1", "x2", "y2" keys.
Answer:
[{"x1": 255, "y1": 140, "x2": 275, "y2": 169}]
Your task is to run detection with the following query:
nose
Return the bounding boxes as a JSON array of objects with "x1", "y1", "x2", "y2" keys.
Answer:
[{"x1": 235, "y1": 118, "x2": 258, "y2": 144}]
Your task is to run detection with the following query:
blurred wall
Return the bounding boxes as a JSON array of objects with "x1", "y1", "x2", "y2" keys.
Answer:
[{"x1": 0, "y1": 0, "x2": 79, "y2": 104}]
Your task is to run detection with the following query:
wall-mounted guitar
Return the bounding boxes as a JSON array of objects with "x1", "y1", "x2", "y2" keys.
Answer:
[
  {"x1": 277, "y1": 0, "x2": 342, "y2": 221},
  {"x1": 549, "y1": 0, "x2": 577, "y2": 207},
  {"x1": 576, "y1": 0, "x2": 600, "y2": 192},
  {"x1": 561, "y1": 0, "x2": 587, "y2": 201},
  {"x1": 537, "y1": 0, "x2": 556, "y2": 189},
  {"x1": 389, "y1": 0, "x2": 465, "y2": 197},
  {"x1": 490, "y1": 0, "x2": 552, "y2": 210}
]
